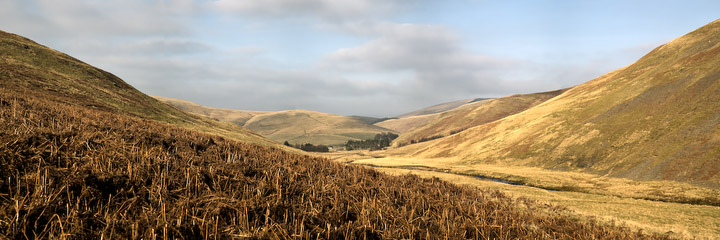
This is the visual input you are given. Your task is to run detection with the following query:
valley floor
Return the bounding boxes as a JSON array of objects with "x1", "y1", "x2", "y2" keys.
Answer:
[{"x1": 316, "y1": 151, "x2": 720, "y2": 239}]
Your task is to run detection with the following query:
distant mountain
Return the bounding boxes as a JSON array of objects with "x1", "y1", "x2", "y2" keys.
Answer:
[
  {"x1": 0, "y1": 30, "x2": 278, "y2": 147},
  {"x1": 404, "y1": 18, "x2": 720, "y2": 186},
  {"x1": 393, "y1": 89, "x2": 566, "y2": 147},
  {"x1": 157, "y1": 97, "x2": 396, "y2": 146}
]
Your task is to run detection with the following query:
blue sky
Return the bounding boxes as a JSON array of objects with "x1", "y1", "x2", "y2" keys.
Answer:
[{"x1": 1, "y1": 0, "x2": 719, "y2": 117}]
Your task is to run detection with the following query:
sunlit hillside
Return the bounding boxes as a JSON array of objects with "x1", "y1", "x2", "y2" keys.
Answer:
[
  {"x1": 392, "y1": 89, "x2": 566, "y2": 147},
  {"x1": 375, "y1": 98, "x2": 481, "y2": 133},
  {"x1": 403, "y1": 18, "x2": 720, "y2": 186}
]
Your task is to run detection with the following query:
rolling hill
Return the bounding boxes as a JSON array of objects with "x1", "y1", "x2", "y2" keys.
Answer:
[
  {"x1": 157, "y1": 97, "x2": 396, "y2": 146},
  {"x1": 402, "y1": 18, "x2": 720, "y2": 186},
  {"x1": 0, "y1": 30, "x2": 278, "y2": 148},
  {"x1": 397, "y1": 98, "x2": 484, "y2": 118},
  {"x1": 0, "y1": 30, "x2": 661, "y2": 239},
  {"x1": 374, "y1": 98, "x2": 488, "y2": 133},
  {"x1": 392, "y1": 89, "x2": 566, "y2": 147}
]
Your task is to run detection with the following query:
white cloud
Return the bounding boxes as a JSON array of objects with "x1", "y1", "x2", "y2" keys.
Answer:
[{"x1": 319, "y1": 22, "x2": 518, "y2": 102}]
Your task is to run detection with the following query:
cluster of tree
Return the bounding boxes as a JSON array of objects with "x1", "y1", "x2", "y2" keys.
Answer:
[
  {"x1": 345, "y1": 132, "x2": 399, "y2": 150},
  {"x1": 449, "y1": 128, "x2": 468, "y2": 135},
  {"x1": 397, "y1": 135, "x2": 444, "y2": 147},
  {"x1": 284, "y1": 141, "x2": 330, "y2": 152}
]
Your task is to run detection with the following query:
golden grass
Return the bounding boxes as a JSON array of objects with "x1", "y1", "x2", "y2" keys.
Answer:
[
  {"x1": 347, "y1": 155, "x2": 720, "y2": 239},
  {"x1": 368, "y1": 166, "x2": 720, "y2": 239}
]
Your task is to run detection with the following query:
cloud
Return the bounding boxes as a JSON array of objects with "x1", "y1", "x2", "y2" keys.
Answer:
[
  {"x1": 212, "y1": 0, "x2": 415, "y2": 21},
  {"x1": 0, "y1": 0, "x2": 197, "y2": 41},
  {"x1": 320, "y1": 23, "x2": 518, "y2": 102}
]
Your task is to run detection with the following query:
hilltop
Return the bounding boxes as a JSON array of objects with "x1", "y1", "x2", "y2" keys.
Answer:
[
  {"x1": 158, "y1": 97, "x2": 396, "y2": 146},
  {"x1": 400, "y1": 18, "x2": 720, "y2": 186},
  {"x1": 0, "y1": 30, "x2": 278, "y2": 148},
  {"x1": 0, "y1": 30, "x2": 663, "y2": 239}
]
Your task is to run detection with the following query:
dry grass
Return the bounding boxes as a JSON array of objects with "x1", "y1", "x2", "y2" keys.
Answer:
[
  {"x1": 0, "y1": 90, "x2": 670, "y2": 239},
  {"x1": 366, "y1": 166, "x2": 720, "y2": 239}
]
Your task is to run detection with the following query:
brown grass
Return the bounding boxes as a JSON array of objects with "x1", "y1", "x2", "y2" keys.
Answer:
[{"x1": 0, "y1": 90, "x2": 671, "y2": 239}]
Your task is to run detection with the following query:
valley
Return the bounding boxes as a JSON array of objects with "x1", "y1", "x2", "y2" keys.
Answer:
[{"x1": 1, "y1": 9, "x2": 719, "y2": 240}]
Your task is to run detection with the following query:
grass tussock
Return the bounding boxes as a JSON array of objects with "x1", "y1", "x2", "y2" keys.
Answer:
[{"x1": 0, "y1": 91, "x2": 668, "y2": 239}]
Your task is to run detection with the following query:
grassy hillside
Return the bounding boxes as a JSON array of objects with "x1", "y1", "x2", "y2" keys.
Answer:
[
  {"x1": 405, "y1": 18, "x2": 720, "y2": 187},
  {"x1": 393, "y1": 90, "x2": 566, "y2": 147},
  {"x1": 244, "y1": 110, "x2": 396, "y2": 146},
  {"x1": 0, "y1": 82, "x2": 668, "y2": 239},
  {"x1": 374, "y1": 113, "x2": 439, "y2": 133},
  {"x1": 396, "y1": 98, "x2": 481, "y2": 118},
  {"x1": 158, "y1": 97, "x2": 396, "y2": 146},
  {"x1": 154, "y1": 96, "x2": 263, "y2": 126},
  {"x1": 375, "y1": 98, "x2": 484, "y2": 134},
  {"x1": 0, "y1": 30, "x2": 278, "y2": 148}
]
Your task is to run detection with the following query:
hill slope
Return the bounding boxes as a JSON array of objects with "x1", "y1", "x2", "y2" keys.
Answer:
[
  {"x1": 157, "y1": 97, "x2": 396, "y2": 146},
  {"x1": 0, "y1": 30, "x2": 277, "y2": 147},
  {"x1": 374, "y1": 113, "x2": 439, "y2": 133},
  {"x1": 374, "y1": 98, "x2": 488, "y2": 133},
  {"x1": 396, "y1": 98, "x2": 482, "y2": 118},
  {"x1": 407, "y1": 18, "x2": 720, "y2": 186},
  {"x1": 393, "y1": 89, "x2": 566, "y2": 147},
  {"x1": 154, "y1": 96, "x2": 263, "y2": 126}
]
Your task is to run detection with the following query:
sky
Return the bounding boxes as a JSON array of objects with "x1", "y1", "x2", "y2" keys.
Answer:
[{"x1": 1, "y1": 1, "x2": 719, "y2": 117}]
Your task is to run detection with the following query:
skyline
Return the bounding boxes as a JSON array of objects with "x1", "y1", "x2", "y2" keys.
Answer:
[{"x1": 1, "y1": 0, "x2": 719, "y2": 117}]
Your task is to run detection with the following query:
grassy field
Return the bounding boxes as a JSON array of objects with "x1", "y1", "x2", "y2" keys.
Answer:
[{"x1": 338, "y1": 155, "x2": 720, "y2": 239}]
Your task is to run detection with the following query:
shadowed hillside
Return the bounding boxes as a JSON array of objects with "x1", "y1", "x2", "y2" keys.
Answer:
[
  {"x1": 405, "y1": 18, "x2": 720, "y2": 187},
  {"x1": 157, "y1": 97, "x2": 396, "y2": 146},
  {"x1": 393, "y1": 89, "x2": 566, "y2": 147},
  {"x1": 0, "y1": 30, "x2": 278, "y2": 148}
]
